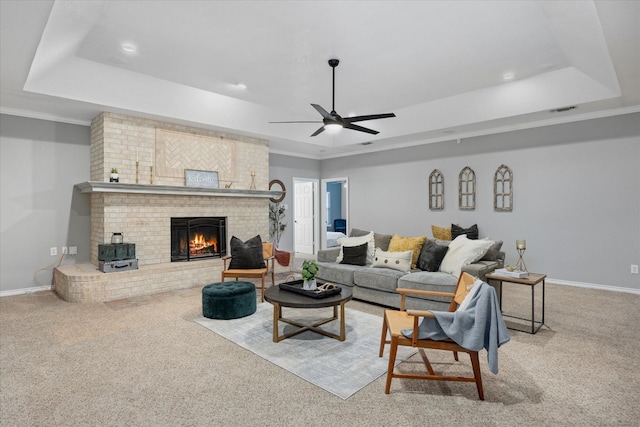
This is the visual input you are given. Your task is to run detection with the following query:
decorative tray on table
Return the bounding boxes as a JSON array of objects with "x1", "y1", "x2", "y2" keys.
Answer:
[{"x1": 279, "y1": 279, "x2": 342, "y2": 299}]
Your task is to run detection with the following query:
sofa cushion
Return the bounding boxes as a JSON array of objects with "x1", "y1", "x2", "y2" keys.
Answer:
[
  {"x1": 451, "y1": 223, "x2": 479, "y2": 240},
  {"x1": 350, "y1": 228, "x2": 393, "y2": 251},
  {"x1": 354, "y1": 268, "x2": 408, "y2": 293},
  {"x1": 316, "y1": 262, "x2": 370, "y2": 287},
  {"x1": 388, "y1": 234, "x2": 427, "y2": 268},
  {"x1": 336, "y1": 232, "x2": 374, "y2": 264},
  {"x1": 431, "y1": 225, "x2": 452, "y2": 240},
  {"x1": 397, "y1": 271, "x2": 459, "y2": 303},
  {"x1": 439, "y1": 235, "x2": 494, "y2": 277},
  {"x1": 417, "y1": 240, "x2": 449, "y2": 272},
  {"x1": 372, "y1": 249, "x2": 413, "y2": 273},
  {"x1": 340, "y1": 242, "x2": 368, "y2": 266}
]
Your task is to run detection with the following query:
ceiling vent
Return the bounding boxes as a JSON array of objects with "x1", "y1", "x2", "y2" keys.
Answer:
[{"x1": 550, "y1": 106, "x2": 577, "y2": 113}]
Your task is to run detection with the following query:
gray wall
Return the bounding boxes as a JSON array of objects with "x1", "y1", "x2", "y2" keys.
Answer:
[
  {"x1": 271, "y1": 113, "x2": 640, "y2": 291},
  {"x1": 1, "y1": 113, "x2": 638, "y2": 293},
  {"x1": 0, "y1": 114, "x2": 91, "y2": 292},
  {"x1": 268, "y1": 153, "x2": 321, "y2": 252}
]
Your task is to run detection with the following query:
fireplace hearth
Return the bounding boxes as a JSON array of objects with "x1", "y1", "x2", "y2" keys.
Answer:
[{"x1": 171, "y1": 217, "x2": 226, "y2": 262}]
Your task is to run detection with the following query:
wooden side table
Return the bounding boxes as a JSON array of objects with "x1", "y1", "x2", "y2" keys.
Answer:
[{"x1": 486, "y1": 272, "x2": 546, "y2": 334}]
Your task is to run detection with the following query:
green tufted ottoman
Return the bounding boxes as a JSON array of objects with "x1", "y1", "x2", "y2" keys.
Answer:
[{"x1": 202, "y1": 281, "x2": 257, "y2": 320}]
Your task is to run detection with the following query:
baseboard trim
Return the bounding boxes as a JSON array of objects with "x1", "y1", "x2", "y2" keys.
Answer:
[
  {"x1": 548, "y1": 278, "x2": 640, "y2": 295},
  {"x1": 0, "y1": 285, "x2": 52, "y2": 297},
  {"x1": 2, "y1": 278, "x2": 638, "y2": 297}
]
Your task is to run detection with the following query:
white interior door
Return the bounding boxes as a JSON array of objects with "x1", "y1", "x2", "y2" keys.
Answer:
[{"x1": 294, "y1": 179, "x2": 316, "y2": 254}]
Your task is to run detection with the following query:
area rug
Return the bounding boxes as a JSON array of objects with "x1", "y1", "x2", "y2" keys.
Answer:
[{"x1": 194, "y1": 303, "x2": 416, "y2": 399}]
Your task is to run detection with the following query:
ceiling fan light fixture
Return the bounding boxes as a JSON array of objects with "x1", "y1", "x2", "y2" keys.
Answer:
[{"x1": 324, "y1": 123, "x2": 342, "y2": 134}]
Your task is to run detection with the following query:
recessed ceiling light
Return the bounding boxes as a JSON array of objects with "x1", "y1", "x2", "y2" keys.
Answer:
[
  {"x1": 234, "y1": 83, "x2": 247, "y2": 90},
  {"x1": 121, "y1": 43, "x2": 137, "y2": 54},
  {"x1": 502, "y1": 72, "x2": 516, "y2": 81}
]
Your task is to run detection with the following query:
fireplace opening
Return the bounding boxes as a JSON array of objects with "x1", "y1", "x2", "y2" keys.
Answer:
[{"x1": 171, "y1": 217, "x2": 226, "y2": 262}]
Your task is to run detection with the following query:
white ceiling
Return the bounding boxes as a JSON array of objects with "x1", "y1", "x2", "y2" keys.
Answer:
[{"x1": 1, "y1": 0, "x2": 638, "y2": 159}]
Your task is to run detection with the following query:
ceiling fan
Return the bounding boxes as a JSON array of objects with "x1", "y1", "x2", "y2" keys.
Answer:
[{"x1": 270, "y1": 59, "x2": 396, "y2": 137}]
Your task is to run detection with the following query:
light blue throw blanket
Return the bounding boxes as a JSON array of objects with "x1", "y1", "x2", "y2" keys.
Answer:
[{"x1": 402, "y1": 281, "x2": 510, "y2": 374}]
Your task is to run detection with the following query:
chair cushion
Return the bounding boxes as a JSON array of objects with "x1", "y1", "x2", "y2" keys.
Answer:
[{"x1": 228, "y1": 235, "x2": 266, "y2": 269}]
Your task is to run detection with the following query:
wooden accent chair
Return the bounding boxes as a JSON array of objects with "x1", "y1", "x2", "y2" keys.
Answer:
[
  {"x1": 379, "y1": 272, "x2": 485, "y2": 399},
  {"x1": 221, "y1": 242, "x2": 275, "y2": 303}
]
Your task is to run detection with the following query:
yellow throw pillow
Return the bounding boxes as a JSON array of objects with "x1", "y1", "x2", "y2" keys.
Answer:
[
  {"x1": 388, "y1": 234, "x2": 427, "y2": 269},
  {"x1": 431, "y1": 225, "x2": 451, "y2": 241}
]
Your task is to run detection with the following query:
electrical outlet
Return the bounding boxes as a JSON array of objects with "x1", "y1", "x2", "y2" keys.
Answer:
[
  {"x1": 50, "y1": 247, "x2": 57, "y2": 256},
  {"x1": 62, "y1": 246, "x2": 68, "y2": 254},
  {"x1": 69, "y1": 246, "x2": 78, "y2": 255},
  {"x1": 632, "y1": 265, "x2": 639, "y2": 274}
]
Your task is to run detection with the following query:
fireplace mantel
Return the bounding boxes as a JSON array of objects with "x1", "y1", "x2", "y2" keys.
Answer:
[{"x1": 76, "y1": 181, "x2": 283, "y2": 199}]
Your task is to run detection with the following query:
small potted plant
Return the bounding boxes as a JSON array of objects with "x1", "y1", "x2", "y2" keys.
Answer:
[
  {"x1": 301, "y1": 259, "x2": 318, "y2": 290},
  {"x1": 110, "y1": 168, "x2": 119, "y2": 183}
]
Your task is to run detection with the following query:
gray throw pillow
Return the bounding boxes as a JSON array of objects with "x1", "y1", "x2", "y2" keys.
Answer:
[
  {"x1": 417, "y1": 240, "x2": 449, "y2": 272},
  {"x1": 228, "y1": 235, "x2": 266, "y2": 269},
  {"x1": 340, "y1": 242, "x2": 368, "y2": 266},
  {"x1": 482, "y1": 240, "x2": 503, "y2": 261},
  {"x1": 350, "y1": 228, "x2": 392, "y2": 251}
]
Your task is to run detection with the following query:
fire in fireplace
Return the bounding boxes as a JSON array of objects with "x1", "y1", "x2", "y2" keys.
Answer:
[{"x1": 171, "y1": 217, "x2": 226, "y2": 262}]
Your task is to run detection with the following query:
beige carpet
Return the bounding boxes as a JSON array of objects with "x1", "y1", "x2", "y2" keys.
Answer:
[
  {"x1": 1, "y1": 275, "x2": 639, "y2": 426},
  {"x1": 195, "y1": 304, "x2": 416, "y2": 399}
]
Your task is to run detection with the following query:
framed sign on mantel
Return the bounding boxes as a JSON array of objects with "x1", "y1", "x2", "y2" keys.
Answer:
[{"x1": 185, "y1": 169, "x2": 219, "y2": 189}]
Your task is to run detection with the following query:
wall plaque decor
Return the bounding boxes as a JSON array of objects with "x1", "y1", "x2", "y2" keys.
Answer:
[
  {"x1": 185, "y1": 169, "x2": 219, "y2": 188},
  {"x1": 429, "y1": 169, "x2": 444, "y2": 210},
  {"x1": 494, "y1": 164, "x2": 513, "y2": 211},
  {"x1": 459, "y1": 166, "x2": 476, "y2": 210}
]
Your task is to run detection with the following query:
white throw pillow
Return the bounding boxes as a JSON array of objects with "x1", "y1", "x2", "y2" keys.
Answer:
[
  {"x1": 457, "y1": 278, "x2": 484, "y2": 311},
  {"x1": 439, "y1": 235, "x2": 494, "y2": 277},
  {"x1": 336, "y1": 232, "x2": 375, "y2": 264},
  {"x1": 371, "y1": 248, "x2": 412, "y2": 273}
]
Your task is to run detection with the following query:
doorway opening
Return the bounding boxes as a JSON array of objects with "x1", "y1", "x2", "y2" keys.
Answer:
[{"x1": 321, "y1": 177, "x2": 349, "y2": 249}]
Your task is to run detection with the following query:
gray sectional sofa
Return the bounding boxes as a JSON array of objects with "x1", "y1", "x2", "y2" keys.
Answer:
[{"x1": 316, "y1": 229, "x2": 504, "y2": 311}]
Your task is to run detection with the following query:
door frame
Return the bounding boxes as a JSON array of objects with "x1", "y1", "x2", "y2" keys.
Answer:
[
  {"x1": 320, "y1": 177, "x2": 349, "y2": 249},
  {"x1": 292, "y1": 177, "x2": 320, "y2": 255}
]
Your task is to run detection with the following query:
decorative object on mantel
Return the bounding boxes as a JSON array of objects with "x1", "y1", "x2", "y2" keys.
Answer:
[
  {"x1": 150, "y1": 166, "x2": 153, "y2": 184},
  {"x1": 428, "y1": 169, "x2": 444, "y2": 210},
  {"x1": 135, "y1": 162, "x2": 139, "y2": 184},
  {"x1": 185, "y1": 169, "x2": 219, "y2": 189},
  {"x1": 250, "y1": 171, "x2": 256, "y2": 190},
  {"x1": 301, "y1": 259, "x2": 318, "y2": 290},
  {"x1": 110, "y1": 168, "x2": 119, "y2": 183},
  {"x1": 224, "y1": 183, "x2": 232, "y2": 188},
  {"x1": 514, "y1": 239, "x2": 528, "y2": 272},
  {"x1": 459, "y1": 166, "x2": 476, "y2": 210},
  {"x1": 494, "y1": 164, "x2": 513, "y2": 211},
  {"x1": 268, "y1": 179, "x2": 286, "y2": 203}
]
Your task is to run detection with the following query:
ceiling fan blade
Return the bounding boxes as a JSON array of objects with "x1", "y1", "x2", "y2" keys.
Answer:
[
  {"x1": 344, "y1": 113, "x2": 396, "y2": 123},
  {"x1": 269, "y1": 121, "x2": 322, "y2": 123},
  {"x1": 344, "y1": 123, "x2": 379, "y2": 135},
  {"x1": 310, "y1": 126, "x2": 326, "y2": 137},
  {"x1": 311, "y1": 104, "x2": 333, "y2": 120}
]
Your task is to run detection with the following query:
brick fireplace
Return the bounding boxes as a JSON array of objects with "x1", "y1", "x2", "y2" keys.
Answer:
[{"x1": 54, "y1": 113, "x2": 282, "y2": 302}]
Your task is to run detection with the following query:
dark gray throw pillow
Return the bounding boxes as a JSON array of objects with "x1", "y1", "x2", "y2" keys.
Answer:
[
  {"x1": 417, "y1": 240, "x2": 449, "y2": 272},
  {"x1": 228, "y1": 235, "x2": 266, "y2": 269},
  {"x1": 451, "y1": 223, "x2": 479, "y2": 240},
  {"x1": 340, "y1": 242, "x2": 368, "y2": 266}
]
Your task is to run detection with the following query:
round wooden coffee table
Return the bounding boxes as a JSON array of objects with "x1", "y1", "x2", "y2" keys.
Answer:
[{"x1": 264, "y1": 285, "x2": 352, "y2": 342}]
